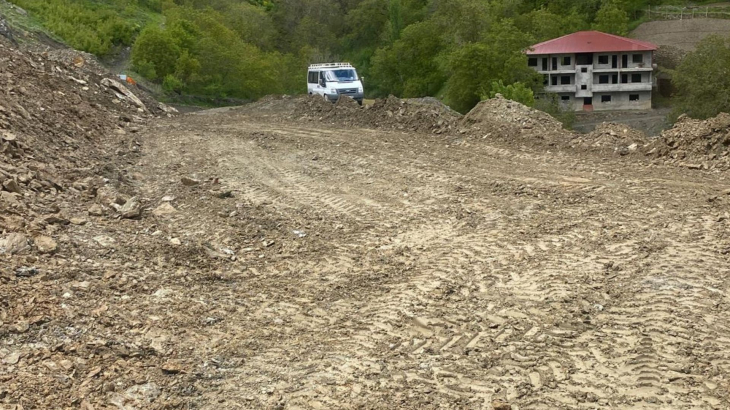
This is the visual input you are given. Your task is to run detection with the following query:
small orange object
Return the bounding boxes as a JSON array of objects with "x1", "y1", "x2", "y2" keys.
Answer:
[{"x1": 126, "y1": 76, "x2": 136, "y2": 85}]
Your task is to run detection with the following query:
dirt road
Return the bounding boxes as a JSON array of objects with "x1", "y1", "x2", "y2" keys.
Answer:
[
  {"x1": 133, "y1": 107, "x2": 730, "y2": 409},
  {"x1": 5, "y1": 98, "x2": 730, "y2": 409}
]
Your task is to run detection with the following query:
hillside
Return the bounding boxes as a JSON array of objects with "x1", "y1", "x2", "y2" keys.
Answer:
[
  {"x1": 1, "y1": 0, "x2": 715, "y2": 114},
  {"x1": 631, "y1": 18, "x2": 730, "y2": 51}
]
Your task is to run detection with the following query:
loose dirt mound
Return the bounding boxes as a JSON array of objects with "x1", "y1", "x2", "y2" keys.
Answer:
[
  {"x1": 461, "y1": 95, "x2": 571, "y2": 143},
  {"x1": 292, "y1": 94, "x2": 461, "y2": 134},
  {"x1": 0, "y1": 39, "x2": 153, "y2": 222},
  {"x1": 572, "y1": 122, "x2": 649, "y2": 155},
  {"x1": 647, "y1": 113, "x2": 730, "y2": 170}
]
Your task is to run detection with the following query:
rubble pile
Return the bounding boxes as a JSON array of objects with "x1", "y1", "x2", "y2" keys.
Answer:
[
  {"x1": 0, "y1": 39, "x2": 155, "y2": 229},
  {"x1": 460, "y1": 95, "x2": 571, "y2": 143},
  {"x1": 293, "y1": 94, "x2": 461, "y2": 134},
  {"x1": 572, "y1": 122, "x2": 649, "y2": 155},
  {"x1": 647, "y1": 113, "x2": 730, "y2": 170},
  {"x1": 0, "y1": 37, "x2": 191, "y2": 409}
]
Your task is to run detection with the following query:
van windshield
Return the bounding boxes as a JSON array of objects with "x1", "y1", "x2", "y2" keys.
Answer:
[{"x1": 326, "y1": 69, "x2": 358, "y2": 82}]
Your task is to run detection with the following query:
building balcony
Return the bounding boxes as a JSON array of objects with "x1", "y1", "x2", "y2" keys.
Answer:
[
  {"x1": 592, "y1": 83, "x2": 652, "y2": 92},
  {"x1": 593, "y1": 66, "x2": 654, "y2": 73}
]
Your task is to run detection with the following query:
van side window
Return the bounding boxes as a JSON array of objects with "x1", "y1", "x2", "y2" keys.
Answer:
[{"x1": 308, "y1": 71, "x2": 317, "y2": 84}]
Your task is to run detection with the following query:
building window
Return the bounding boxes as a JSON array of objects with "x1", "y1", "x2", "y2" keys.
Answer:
[
  {"x1": 598, "y1": 55, "x2": 609, "y2": 65},
  {"x1": 632, "y1": 74, "x2": 642, "y2": 83},
  {"x1": 621, "y1": 74, "x2": 628, "y2": 83},
  {"x1": 630, "y1": 94, "x2": 640, "y2": 101},
  {"x1": 633, "y1": 54, "x2": 644, "y2": 64},
  {"x1": 543, "y1": 75, "x2": 548, "y2": 85},
  {"x1": 561, "y1": 95, "x2": 570, "y2": 101},
  {"x1": 528, "y1": 57, "x2": 538, "y2": 67},
  {"x1": 581, "y1": 67, "x2": 588, "y2": 73},
  {"x1": 601, "y1": 95, "x2": 612, "y2": 103},
  {"x1": 581, "y1": 84, "x2": 587, "y2": 90},
  {"x1": 562, "y1": 56, "x2": 571, "y2": 66},
  {"x1": 552, "y1": 76, "x2": 558, "y2": 86},
  {"x1": 561, "y1": 76, "x2": 570, "y2": 85},
  {"x1": 599, "y1": 75, "x2": 609, "y2": 84},
  {"x1": 612, "y1": 74, "x2": 618, "y2": 84}
]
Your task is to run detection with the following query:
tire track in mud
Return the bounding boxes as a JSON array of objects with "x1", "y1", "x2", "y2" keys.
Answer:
[{"x1": 146, "y1": 115, "x2": 730, "y2": 409}]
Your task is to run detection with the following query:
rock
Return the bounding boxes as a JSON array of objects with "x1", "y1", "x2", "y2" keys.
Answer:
[
  {"x1": 152, "y1": 203, "x2": 177, "y2": 216},
  {"x1": 0, "y1": 191, "x2": 21, "y2": 207},
  {"x1": 181, "y1": 177, "x2": 200, "y2": 186},
  {"x1": 70, "y1": 217, "x2": 88, "y2": 225},
  {"x1": 214, "y1": 190, "x2": 233, "y2": 199},
  {"x1": 492, "y1": 399, "x2": 511, "y2": 410},
  {"x1": 123, "y1": 382, "x2": 161, "y2": 404},
  {"x1": 34, "y1": 235, "x2": 58, "y2": 254},
  {"x1": 43, "y1": 214, "x2": 70, "y2": 225},
  {"x1": 71, "y1": 281, "x2": 90, "y2": 290},
  {"x1": 160, "y1": 361, "x2": 184, "y2": 374},
  {"x1": 88, "y1": 204, "x2": 104, "y2": 216},
  {"x1": 96, "y1": 186, "x2": 123, "y2": 207},
  {"x1": 170, "y1": 238, "x2": 181, "y2": 246},
  {"x1": 0, "y1": 233, "x2": 30, "y2": 255},
  {"x1": 161, "y1": 195, "x2": 175, "y2": 202},
  {"x1": 93, "y1": 235, "x2": 116, "y2": 248},
  {"x1": 118, "y1": 196, "x2": 142, "y2": 219},
  {"x1": 3, "y1": 352, "x2": 20, "y2": 365},
  {"x1": 101, "y1": 78, "x2": 147, "y2": 111},
  {"x1": 2, "y1": 178, "x2": 22, "y2": 194},
  {"x1": 15, "y1": 266, "x2": 39, "y2": 277}
]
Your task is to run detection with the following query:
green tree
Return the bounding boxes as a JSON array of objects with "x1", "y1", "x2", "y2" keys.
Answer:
[
  {"x1": 445, "y1": 20, "x2": 541, "y2": 113},
  {"x1": 131, "y1": 26, "x2": 180, "y2": 80},
  {"x1": 370, "y1": 21, "x2": 446, "y2": 97},
  {"x1": 486, "y1": 81, "x2": 535, "y2": 106},
  {"x1": 592, "y1": 0, "x2": 629, "y2": 36},
  {"x1": 672, "y1": 35, "x2": 730, "y2": 120}
]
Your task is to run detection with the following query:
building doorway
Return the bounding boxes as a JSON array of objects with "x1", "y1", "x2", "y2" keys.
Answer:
[
  {"x1": 622, "y1": 54, "x2": 628, "y2": 68},
  {"x1": 612, "y1": 55, "x2": 618, "y2": 69},
  {"x1": 583, "y1": 97, "x2": 593, "y2": 111}
]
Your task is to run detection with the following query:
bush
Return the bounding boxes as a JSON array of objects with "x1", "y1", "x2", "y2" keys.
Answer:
[{"x1": 486, "y1": 81, "x2": 535, "y2": 107}]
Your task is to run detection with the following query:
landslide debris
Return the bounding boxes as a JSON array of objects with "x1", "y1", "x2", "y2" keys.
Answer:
[{"x1": 647, "y1": 113, "x2": 730, "y2": 170}]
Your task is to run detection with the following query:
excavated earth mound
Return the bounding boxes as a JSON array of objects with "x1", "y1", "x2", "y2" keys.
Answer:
[
  {"x1": 460, "y1": 95, "x2": 572, "y2": 144},
  {"x1": 292, "y1": 94, "x2": 461, "y2": 135},
  {"x1": 571, "y1": 122, "x2": 650, "y2": 155},
  {"x1": 647, "y1": 113, "x2": 730, "y2": 170}
]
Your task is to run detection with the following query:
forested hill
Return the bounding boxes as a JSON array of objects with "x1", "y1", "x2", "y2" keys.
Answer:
[{"x1": 1, "y1": 0, "x2": 715, "y2": 112}]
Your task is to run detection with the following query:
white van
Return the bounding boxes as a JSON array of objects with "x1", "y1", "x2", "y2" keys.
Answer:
[{"x1": 307, "y1": 63, "x2": 364, "y2": 105}]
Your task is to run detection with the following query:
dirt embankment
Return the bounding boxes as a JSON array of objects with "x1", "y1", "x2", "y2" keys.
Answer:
[
  {"x1": 631, "y1": 18, "x2": 730, "y2": 52},
  {"x1": 256, "y1": 94, "x2": 730, "y2": 171}
]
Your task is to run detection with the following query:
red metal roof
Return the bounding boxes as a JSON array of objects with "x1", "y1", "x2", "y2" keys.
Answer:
[{"x1": 527, "y1": 31, "x2": 657, "y2": 55}]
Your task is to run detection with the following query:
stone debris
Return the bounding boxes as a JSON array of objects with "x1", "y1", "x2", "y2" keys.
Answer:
[
  {"x1": 646, "y1": 112, "x2": 730, "y2": 170},
  {"x1": 181, "y1": 176, "x2": 200, "y2": 186},
  {"x1": 33, "y1": 235, "x2": 58, "y2": 254},
  {"x1": 0, "y1": 232, "x2": 30, "y2": 255},
  {"x1": 101, "y1": 78, "x2": 147, "y2": 111}
]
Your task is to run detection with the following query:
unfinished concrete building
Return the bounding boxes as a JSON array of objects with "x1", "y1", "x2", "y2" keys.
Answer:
[{"x1": 527, "y1": 31, "x2": 658, "y2": 111}]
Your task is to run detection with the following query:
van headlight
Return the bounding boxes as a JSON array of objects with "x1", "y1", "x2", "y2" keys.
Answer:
[
  {"x1": 358, "y1": 87, "x2": 363, "y2": 93},
  {"x1": 330, "y1": 89, "x2": 337, "y2": 94}
]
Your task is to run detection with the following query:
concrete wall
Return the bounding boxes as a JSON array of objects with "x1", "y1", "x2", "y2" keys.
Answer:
[{"x1": 590, "y1": 91, "x2": 651, "y2": 111}]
